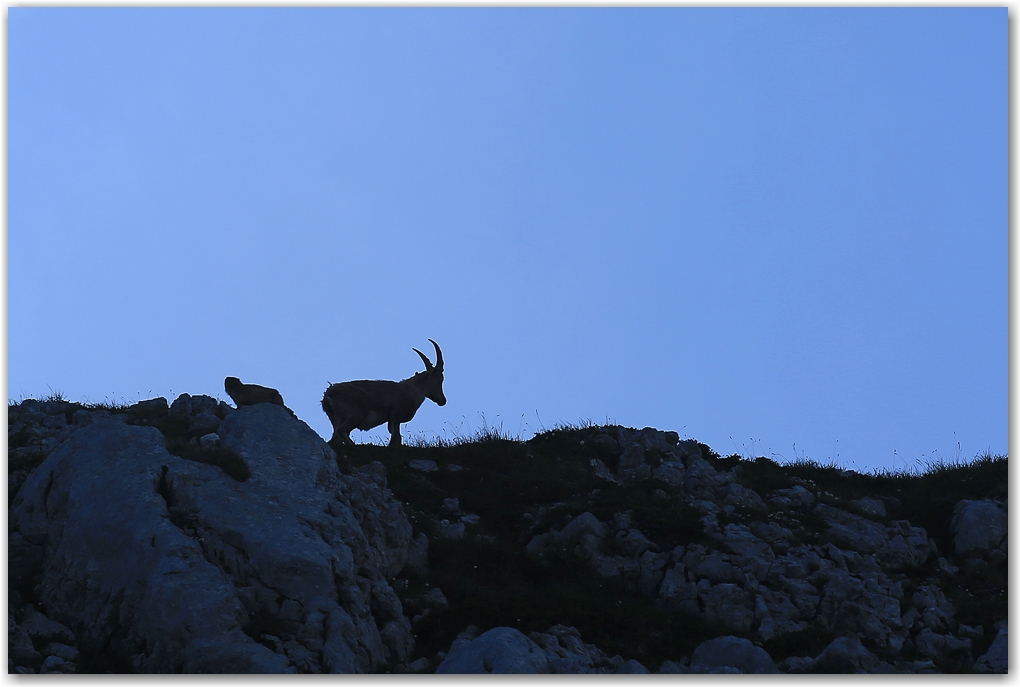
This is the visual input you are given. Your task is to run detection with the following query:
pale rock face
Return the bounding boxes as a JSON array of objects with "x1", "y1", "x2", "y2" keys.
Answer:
[
  {"x1": 651, "y1": 461, "x2": 685, "y2": 487},
  {"x1": 768, "y1": 485, "x2": 815, "y2": 510},
  {"x1": 617, "y1": 444, "x2": 651, "y2": 483},
  {"x1": 877, "y1": 521, "x2": 933, "y2": 571},
  {"x1": 699, "y1": 582, "x2": 756, "y2": 634},
  {"x1": 749, "y1": 521, "x2": 795, "y2": 554},
  {"x1": 637, "y1": 550, "x2": 671, "y2": 598},
  {"x1": 686, "y1": 548, "x2": 744, "y2": 585},
  {"x1": 690, "y1": 636, "x2": 779, "y2": 673},
  {"x1": 435, "y1": 627, "x2": 551, "y2": 674},
  {"x1": 718, "y1": 482, "x2": 768, "y2": 513},
  {"x1": 616, "y1": 426, "x2": 680, "y2": 455},
  {"x1": 913, "y1": 628, "x2": 972, "y2": 661},
  {"x1": 683, "y1": 456, "x2": 733, "y2": 498},
  {"x1": 525, "y1": 511, "x2": 609, "y2": 564},
  {"x1": 7, "y1": 406, "x2": 1005, "y2": 675},
  {"x1": 530, "y1": 625, "x2": 603, "y2": 674},
  {"x1": 910, "y1": 585, "x2": 956, "y2": 632},
  {"x1": 814, "y1": 568, "x2": 906, "y2": 653},
  {"x1": 811, "y1": 636, "x2": 880, "y2": 673},
  {"x1": 974, "y1": 624, "x2": 1008, "y2": 673},
  {"x1": 437, "y1": 624, "x2": 650, "y2": 674},
  {"x1": 8, "y1": 405, "x2": 415, "y2": 673},
  {"x1": 8, "y1": 618, "x2": 42, "y2": 667},
  {"x1": 615, "y1": 658, "x2": 650, "y2": 673},
  {"x1": 720, "y1": 523, "x2": 775, "y2": 563},
  {"x1": 754, "y1": 587, "x2": 808, "y2": 640},
  {"x1": 815, "y1": 504, "x2": 889, "y2": 554},
  {"x1": 951, "y1": 499, "x2": 1007, "y2": 557},
  {"x1": 656, "y1": 565, "x2": 700, "y2": 616},
  {"x1": 852, "y1": 497, "x2": 887, "y2": 519}
]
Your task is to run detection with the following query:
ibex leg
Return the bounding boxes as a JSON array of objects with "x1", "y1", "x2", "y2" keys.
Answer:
[{"x1": 387, "y1": 419, "x2": 402, "y2": 447}]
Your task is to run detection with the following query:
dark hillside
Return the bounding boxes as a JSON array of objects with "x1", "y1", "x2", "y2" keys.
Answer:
[
  {"x1": 8, "y1": 396, "x2": 1008, "y2": 674},
  {"x1": 336, "y1": 425, "x2": 1007, "y2": 672}
]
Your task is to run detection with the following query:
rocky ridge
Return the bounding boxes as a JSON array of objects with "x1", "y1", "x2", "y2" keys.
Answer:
[
  {"x1": 9, "y1": 397, "x2": 416, "y2": 673},
  {"x1": 7, "y1": 398, "x2": 1008, "y2": 673}
]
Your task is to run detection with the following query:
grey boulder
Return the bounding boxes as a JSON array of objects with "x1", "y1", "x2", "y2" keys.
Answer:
[
  {"x1": 9, "y1": 405, "x2": 415, "y2": 673},
  {"x1": 690, "y1": 635, "x2": 779, "y2": 673},
  {"x1": 436, "y1": 627, "x2": 551, "y2": 673},
  {"x1": 951, "y1": 500, "x2": 1007, "y2": 557},
  {"x1": 812, "y1": 636, "x2": 880, "y2": 673},
  {"x1": 974, "y1": 624, "x2": 1007, "y2": 673}
]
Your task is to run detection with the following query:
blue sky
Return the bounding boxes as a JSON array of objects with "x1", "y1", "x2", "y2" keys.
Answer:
[{"x1": 9, "y1": 8, "x2": 1006, "y2": 473}]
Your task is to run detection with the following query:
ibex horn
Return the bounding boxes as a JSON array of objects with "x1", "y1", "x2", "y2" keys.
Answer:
[
  {"x1": 429, "y1": 339, "x2": 444, "y2": 372},
  {"x1": 413, "y1": 347, "x2": 434, "y2": 371}
]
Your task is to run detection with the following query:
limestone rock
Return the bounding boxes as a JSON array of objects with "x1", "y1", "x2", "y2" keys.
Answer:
[
  {"x1": 690, "y1": 636, "x2": 778, "y2": 673},
  {"x1": 9, "y1": 617, "x2": 42, "y2": 667},
  {"x1": 699, "y1": 582, "x2": 755, "y2": 633},
  {"x1": 812, "y1": 636, "x2": 880, "y2": 673},
  {"x1": 910, "y1": 584, "x2": 955, "y2": 632},
  {"x1": 852, "y1": 497, "x2": 887, "y2": 518},
  {"x1": 651, "y1": 461, "x2": 685, "y2": 487},
  {"x1": 656, "y1": 658, "x2": 690, "y2": 673},
  {"x1": 814, "y1": 568, "x2": 906, "y2": 653},
  {"x1": 683, "y1": 456, "x2": 732, "y2": 498},
  {"x1": 720, "y1": 523, "x2": 775, "y2": 562},
  {"x1": 441, "y1": 521, "x2": 466, "y2": 540},
  {"x1": 974, "y1": 624, "x2": 1007, "y2": 673},
  {"x1": 718, "y1": 482, "x2": 768, "y2": 513},
  {"x1": 768, "y1": 485, "x2": 815, "y2": 510},
  {"x1": 129, "y1": 397, "x2": 169, "y2": 420},
  {"x1": 951, "y1": 500, "x2": 1006, "y2": 557},
  {"x1": 615, "y1": 658, "x2": 650, "y2": 673},
  {"x1": 9, "y1": 405, "x2": 415, "y2": 673},
  {"x1": 189, "y1": 411, "x2": 221, "y2": 436},
  {"x1": 525, "y1": 511, "x2": 608, "y2": 564},
  {"x1": 42, "y1": 642, "x2": 80, "y2": 663},
  {"x1": 529, "y1": 624, "x2": 619, "y2": 674},
  {"x1": 404, "y1": 532, "x2": 430, "y2": 576},
  {"x1": 436, "y1": 627, "x2": 551, "y2": 673},
  {"x1": 617, "y1": 444, "x2": 651, "y2": 483},
  {"x1": 19, "y1": 607, "x2": 76, "y2": 646},
  {"x1": 656, "y1": 565, "x2": 699, "y2": 615},
  {"x1": 815, "y1": 504, "x2": 888, "y2": 554},
  {"x1": 877, "y1": 521, "x2": 932, "y2": 571},
  {"x1": 913, "y1": 628, "x2": 971, "y2": 661}
]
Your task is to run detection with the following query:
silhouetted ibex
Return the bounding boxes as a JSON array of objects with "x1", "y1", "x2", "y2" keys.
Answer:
[
  {"x1": 224, "y1": 377, "x2": 286, "y2": 408},
  {"x1": 322, "y1": 339, "x2": 446, "y2": 447}
]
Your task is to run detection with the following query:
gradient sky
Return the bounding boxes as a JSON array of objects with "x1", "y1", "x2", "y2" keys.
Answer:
[{"x1": 9, "y1": 7, "x2": 1006, "y2": 474}]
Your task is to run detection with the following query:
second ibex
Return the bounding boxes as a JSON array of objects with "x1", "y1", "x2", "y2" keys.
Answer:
[{"x1": 322, "y1": 339, "x2": 446, "y2": 448}]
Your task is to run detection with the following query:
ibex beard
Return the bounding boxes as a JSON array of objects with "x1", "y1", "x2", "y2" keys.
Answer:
[{"x1": 321, "y1": 339, "x2": 446, "y2": 448}]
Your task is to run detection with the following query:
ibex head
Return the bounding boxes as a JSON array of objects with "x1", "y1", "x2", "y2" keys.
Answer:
[{"x1": 412, "y1": 338, "x2": 446, "y2": 407}]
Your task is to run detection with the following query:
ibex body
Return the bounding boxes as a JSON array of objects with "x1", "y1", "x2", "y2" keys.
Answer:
[
  {"x1": 224, "y1": 376, "x2": 287, "y2": 408},
  {"x1": 322, "y1": 339, "x2": 446, "y2": 447}
]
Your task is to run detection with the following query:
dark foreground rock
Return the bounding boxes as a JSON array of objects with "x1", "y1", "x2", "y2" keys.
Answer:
[
  {"x1": 9, "y1": 404, "x2": 413, "y2": 673},
  {"x1": 7, "y1": 401, "x2": 1007, "y2": 674},
  {"x1": 435, "y1": 624, "x2": 653, "y2": 674}
]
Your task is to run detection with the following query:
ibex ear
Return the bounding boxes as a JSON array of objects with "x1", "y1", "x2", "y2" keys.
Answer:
[{"x1": 412, "y1": 347, "x2": 433, "y2": 371}]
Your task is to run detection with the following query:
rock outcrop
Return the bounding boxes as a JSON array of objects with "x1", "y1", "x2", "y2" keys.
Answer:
[
  {"x1": 516, "y1": 426, "x2": 1006, "y2": 674},
  {"x1": 689, "y1": 635, "x2": 779, "y2": 673},
  {"x1": 7, "y1": 404, "x2": 1006, "y2": 674},
  {"x1": 9, "y1": 401, "x2": 414, "y2": 673},
  {"x1": 435, "y1": 624, "x2": 651, "y2": 674}
]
